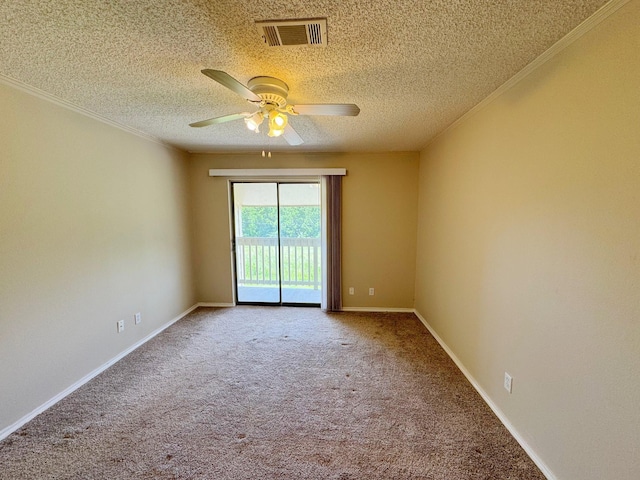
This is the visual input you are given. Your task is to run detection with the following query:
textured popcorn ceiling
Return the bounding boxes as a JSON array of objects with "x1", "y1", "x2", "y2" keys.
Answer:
[{"x1": 0, "y1": 0, "x2": 608, "y2": 152}]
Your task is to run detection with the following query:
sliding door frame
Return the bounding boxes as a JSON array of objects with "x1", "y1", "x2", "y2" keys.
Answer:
[{"x1": 230, "y1": 180, "x2": 321, "y2": 308}]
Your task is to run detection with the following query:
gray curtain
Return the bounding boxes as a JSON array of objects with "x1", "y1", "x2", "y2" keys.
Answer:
[{"x1": 324, "y1": 175, "x2": 342, "y2": 311}]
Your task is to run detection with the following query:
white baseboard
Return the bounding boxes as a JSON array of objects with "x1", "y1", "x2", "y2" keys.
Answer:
[
  {"x1": 197, "y1": 303, "x2": 413, "y2": 312},
  {"x1": 412, "y1": 310, "x2": 555, "y2": 480},
  {"x1": 0, "y1": 301, "x2": 555, "y2": 480},
  {"x1": 0, "y1": 303, "x2": 200, "y2": 442},
  {"x1": 341, "y1": 307, "x2": 415, "y2": 313},
  {"x1": 196, "y1": 304, "x2": 415, "y2": 312},
  {"x1": 197, "y1": 302, "x2": 235, "y2": 308}
]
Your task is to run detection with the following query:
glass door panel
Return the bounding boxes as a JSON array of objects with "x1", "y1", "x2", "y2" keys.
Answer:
[
  {"x1": 278, "y1": 184, "x2": 321, "y2": 305},
  {"x1": 233, "y1": 183, "x2": 280, "y2": 304}
]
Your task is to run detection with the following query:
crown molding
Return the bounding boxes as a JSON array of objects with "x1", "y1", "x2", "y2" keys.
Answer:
[
  {"x1": 423, "y1": 0, "x2": 631, "y2": 149},
  {"x1": 0, "y1": 73, "x2": 180, "y2": 152}
]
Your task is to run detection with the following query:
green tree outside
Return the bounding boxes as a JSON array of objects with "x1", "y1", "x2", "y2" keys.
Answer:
[
  {"x1": 238, "y1": 206, "x2": 322, "y2": 288},
  {"x1": 241, "y1": 206, "x2": 320, "y2": 238}
]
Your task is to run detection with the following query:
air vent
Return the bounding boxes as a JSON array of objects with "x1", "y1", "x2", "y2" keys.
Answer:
[{"x1": 256, "y1": 18, "x2": 327, "y2": 47}]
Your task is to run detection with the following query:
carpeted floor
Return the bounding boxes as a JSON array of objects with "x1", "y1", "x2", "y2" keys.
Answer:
[{"x1": 0, "y1": 307, "x2": 545, "y2": 479}]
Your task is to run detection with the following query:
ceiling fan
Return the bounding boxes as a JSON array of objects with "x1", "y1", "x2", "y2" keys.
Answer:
[{"x1": 189, "y1": 69, "x2": 360, "y2": 146}]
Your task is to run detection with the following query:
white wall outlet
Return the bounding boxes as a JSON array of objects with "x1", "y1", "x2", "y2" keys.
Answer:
[
  {"x1": 117, "y1": 320, "x2": 125, "y2": 333},
  {"x1": 348, "y1": 287, "x2": 354, "y2": 295},
  {"x1": 504, "y1": 372, "x2": 513, "y2": 393},
  {"x1": 369, "y1": 288, "x2": 375, "y2": 296},
  {"x1": 134, "y1": 312, "x2": 141, "y2": 325}
]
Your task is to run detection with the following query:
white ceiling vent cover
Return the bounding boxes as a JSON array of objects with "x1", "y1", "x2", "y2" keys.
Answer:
[{"x1": 256, "y1": 18, "x2": 327, "y2": 47}]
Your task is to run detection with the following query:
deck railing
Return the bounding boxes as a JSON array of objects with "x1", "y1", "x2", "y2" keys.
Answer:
[{"x1": 235, "y1": 237, "x2": 321, "y2": 289}]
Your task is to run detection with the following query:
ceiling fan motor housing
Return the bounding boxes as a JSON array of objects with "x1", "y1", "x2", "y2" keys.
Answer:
[{"x1": 247, "y1": 76, "x2": 289, "y2": 108}]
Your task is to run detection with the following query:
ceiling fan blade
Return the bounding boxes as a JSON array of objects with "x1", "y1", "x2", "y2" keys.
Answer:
[
  {"x1": 189, "y1": 112, "x2": 250, "y2": 128},
  {"x1": 201, "y1": 69, "x2": 261, "y2": 102},
  {"x1": 291, "y1": 104, "x2": 360, "y2": 116},
  {"x1": 283, "y1": 124, "x2": 304, "y2": 146}
]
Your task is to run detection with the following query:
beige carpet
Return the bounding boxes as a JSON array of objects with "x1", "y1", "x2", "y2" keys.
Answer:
[{"x1": 0, "y1": 307, "x2": 544, "y2": 479}]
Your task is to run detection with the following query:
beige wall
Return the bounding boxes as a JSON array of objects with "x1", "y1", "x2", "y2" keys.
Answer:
[
  {"x1": 4, "y1": 3, "x2": 638, "y2": 475},
  {"x1": 0, "y1": 83, "x2": 195, "y2": 432},
  {"x1": 415, "y1": 2, "x2": 640, "y2": 479},
  {"x1": 188, "y1": 152, "x2": 419, "y2": 309}
]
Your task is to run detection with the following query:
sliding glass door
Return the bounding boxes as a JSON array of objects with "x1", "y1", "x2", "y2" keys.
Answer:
[{"x1": 232, "y1": 182, "x2": 321, "y2": 306}]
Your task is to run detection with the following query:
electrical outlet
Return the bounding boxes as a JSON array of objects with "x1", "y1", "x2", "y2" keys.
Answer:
[
  {"x1": 134, "y1": 312, "x2": 141, "y2": 325},
  {"x1": 117, "y1": 320, "x2": 125, "y2": 333},
  {"x1": 369, "y1": 288, "x2": 375, "y2": 296},
  {"x1": 504, "y1": 372, "x2": 513, "y2": 393},
  {"x1": 348, "y1": 287, "x2": 354, "y2": 295}
]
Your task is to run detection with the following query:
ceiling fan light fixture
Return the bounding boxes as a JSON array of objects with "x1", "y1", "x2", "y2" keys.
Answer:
[
  {"x1": 271, "y1": 111, "x2": 288, "y2": 128},
  {"x1": 268, "y1": 110, "x2": 288, "y2": 137},
  {"x1": 245, "y1": 112, "x2": 264, "y2": 132},
  {"x1": 268, "y1": 128, "x2": 285, "y2": 137}
]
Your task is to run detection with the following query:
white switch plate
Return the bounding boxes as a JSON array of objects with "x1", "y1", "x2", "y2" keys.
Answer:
[
  {"x1": 117, "y1": 320, "x2": 125, "y2": 333},
  {"x1": 348, "y1": 287, "x2": 354, "y2": 295},
  {"x1": 134, "y1": 312, "x2": 141, "y2": 324},
  {"x1": 504, "y1": 372, "x2": 513, "y2": 393},
  {"x1": 369, "y1": 288, "x2": 375, "y2": 296}
]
